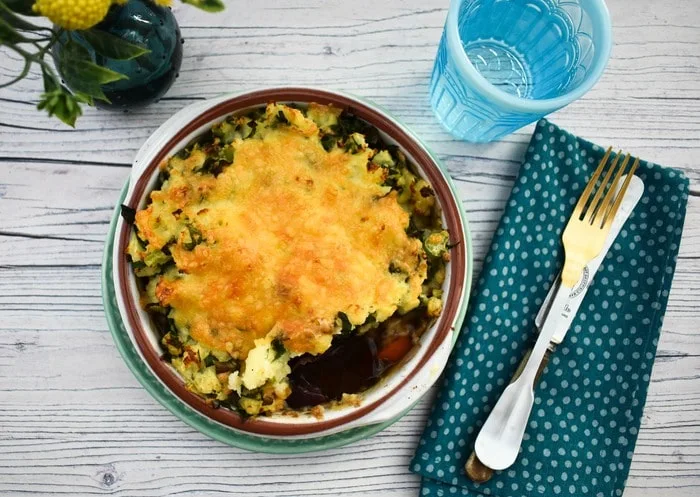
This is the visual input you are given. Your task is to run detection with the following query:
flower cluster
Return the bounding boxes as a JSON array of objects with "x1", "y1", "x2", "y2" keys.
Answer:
[
  {"x1": 33, "y1": 0, "x2": 176, "y2": 30},
  {"x1": 0, "y1": 0, "x2": 223, "y2": 126},
  {"x1": 33, "y1": 0, "x2": 117, "y2": 30}
]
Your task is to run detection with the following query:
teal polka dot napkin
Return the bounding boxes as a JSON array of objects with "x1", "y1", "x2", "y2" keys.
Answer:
[{"x1": 411, "y1": 119, "x2": 689, "y2": 497}]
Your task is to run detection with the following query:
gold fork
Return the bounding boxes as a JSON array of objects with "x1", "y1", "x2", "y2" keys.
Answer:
[
  {"x1": 470, "y1": 148, "x2": 640, "y2": 473},
  {"x1": 560, "y1": 148, "x2": 639, "y2": 287}
]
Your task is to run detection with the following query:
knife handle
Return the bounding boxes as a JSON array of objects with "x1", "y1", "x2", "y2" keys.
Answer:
[
  {"x1": 465, "y1": 346, "x2": 553, "y2": 482},
  {"x1": 514, "y1": 343, "x2": 553, "y2": 383}
]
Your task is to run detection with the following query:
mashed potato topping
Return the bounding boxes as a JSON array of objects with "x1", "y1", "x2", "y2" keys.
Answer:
[{"x1": 126, "y1": 103, "x2": 449, "y2": 416}]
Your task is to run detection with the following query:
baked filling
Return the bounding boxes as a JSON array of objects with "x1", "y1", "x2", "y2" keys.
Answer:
[{"x1": 125, "y1": 103, "x2": 450, "y2": 417}]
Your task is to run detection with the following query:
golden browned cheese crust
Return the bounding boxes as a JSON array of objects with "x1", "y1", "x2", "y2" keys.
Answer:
[{"x1": 135, "y1": 107, "x2": 427, "y2": 359}]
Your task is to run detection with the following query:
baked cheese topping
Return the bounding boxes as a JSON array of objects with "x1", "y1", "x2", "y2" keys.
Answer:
[
  {"x1": 136, "y1": 105, "x2": 425, "y2": 358},
  {"x1": 126, "y1": 103, "x2": 449, "y2": 416}
]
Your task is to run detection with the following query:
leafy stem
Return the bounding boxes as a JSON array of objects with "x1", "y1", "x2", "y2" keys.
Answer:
[
  {"x1": 35, "y1": 27, "x2": 60, "y2": 58},
  {"x1": 0, "y1": 0, "x2": 226, "y2": 126},
  {"x1": 0, "y1": 56, "x2": 30, "y2": 88},
  {"x1": 3, "y1": 40, "x2": 55, "y2": 78}
]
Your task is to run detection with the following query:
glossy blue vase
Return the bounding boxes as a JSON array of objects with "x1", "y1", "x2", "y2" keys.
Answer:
[{"x1": 59, "y1": 0, "x2": 183, "y2": 110}]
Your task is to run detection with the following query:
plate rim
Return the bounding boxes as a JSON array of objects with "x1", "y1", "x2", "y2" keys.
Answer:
[{"x1": 101, "y1": 90, "x2": 474, "y2": 451}]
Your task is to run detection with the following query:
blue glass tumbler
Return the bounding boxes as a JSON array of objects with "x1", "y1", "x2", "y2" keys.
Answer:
[{"x1": 429, "y1": 0, "x2": 612, "y2": 142}]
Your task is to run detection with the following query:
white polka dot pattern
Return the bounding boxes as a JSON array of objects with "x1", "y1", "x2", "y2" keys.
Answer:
[{"x1": 411, "y1": 119, "x2": 690, "y2": 497}]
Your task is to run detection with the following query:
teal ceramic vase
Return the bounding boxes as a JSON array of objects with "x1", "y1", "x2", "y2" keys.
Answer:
[{"x1": 57, "y1": 0, "x2": 183, "y2": 110}]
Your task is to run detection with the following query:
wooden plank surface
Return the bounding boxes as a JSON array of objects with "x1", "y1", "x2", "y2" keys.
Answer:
[{"x1": 0, "y1": 0, "x2": 698, "y2": 495}]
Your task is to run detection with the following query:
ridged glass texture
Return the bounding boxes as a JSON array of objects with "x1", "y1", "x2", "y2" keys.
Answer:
[{"x1": 430, "y1": 0, "x2": 611, "y2": 142}]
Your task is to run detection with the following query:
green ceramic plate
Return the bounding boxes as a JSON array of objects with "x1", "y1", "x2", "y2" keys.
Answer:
[
  {"x1": 102, "y1": 91, "x2": 473, "y2": 452},
  {"x1": 103, "y1": 181, "x2": 418, "y2": 453}
]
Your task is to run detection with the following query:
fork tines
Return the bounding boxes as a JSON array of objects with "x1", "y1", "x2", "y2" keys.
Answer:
[{"x1": 574, "y1": 147, "x2": 640, "y2": 229}]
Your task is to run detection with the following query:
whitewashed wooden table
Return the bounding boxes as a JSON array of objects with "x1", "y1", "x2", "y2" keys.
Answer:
[{"x1": 1, "y1": 1, "x2": 698, "y2": 495}]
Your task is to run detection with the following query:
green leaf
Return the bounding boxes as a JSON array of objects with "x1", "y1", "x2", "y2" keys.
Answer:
[
  {"x1": 80, "y1": 29, "x2": 150, "y2": 60},
  {"x1": 70, "y1": 59, "x2": 129, "y2": 85},
  {"x1": 57, "y1": 38, "x2": 126, "y2": 102},
  {"x1": 37, "y1": 86, "x2": 83, "y2": 127},
  {"x1": 60, "y1": 40, "x2": 126, "y2": 85},
  {"x1": 41, "y1": 66, "x2": 57, "y2": 93},
  {"x1": 58, "y1": 49, "x2": 105, "y2": 101},
  {"x1": 72, "y1": 91, "x2": 93, "y2": 105},
  {"x1": 1, "y1": 0, "x2": 38, "y2": 17},
  {"x1": 181, "y1": 0, "x2": 225, "y2": 13},
  {"x1": 59, "y1": 63, "x2": 109, "y2": 102}
]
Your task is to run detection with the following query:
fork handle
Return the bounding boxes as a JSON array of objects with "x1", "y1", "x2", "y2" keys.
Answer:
[{"x1": 473, "y1": 287, "x2": 570, "y2": 471}]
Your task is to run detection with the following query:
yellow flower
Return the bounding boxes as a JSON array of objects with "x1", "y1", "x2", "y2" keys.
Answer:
[
  {"x1": 33, "y1": 0, "x2": 115, "y2": 30},
  {"x1": 153, "y1": 0, "x2": 172, "y2": 5}
]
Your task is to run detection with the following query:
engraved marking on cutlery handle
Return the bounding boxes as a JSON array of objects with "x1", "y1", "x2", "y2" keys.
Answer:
[{"x1": 569, "y1": 266, "x2": 590, "y2": 298}]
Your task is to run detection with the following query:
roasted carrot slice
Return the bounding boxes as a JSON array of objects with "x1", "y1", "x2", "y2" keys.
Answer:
[{"x1": 377, "y1": 335, "x2": 413, "y2": 363}]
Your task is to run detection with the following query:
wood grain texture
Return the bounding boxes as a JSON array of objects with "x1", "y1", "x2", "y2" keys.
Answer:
[{"x1": 0, "y1": 0, "x2": 698, "y2": 496}]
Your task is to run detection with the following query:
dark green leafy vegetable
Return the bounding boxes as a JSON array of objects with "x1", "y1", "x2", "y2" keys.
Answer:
[
  {"x1": 148, "y1": 309, "x2": 171, "y2": 339},
  {"x1": 214, "y1": 360, "x2": 238, "y2": 374},
  {"x1": 389, "y1": 262, "x2": 405, "y2": 274},
  {"x1": 247, "y1": 120, "x2": 258, "y2": 137},
  {"x1": 132, "y1": 260, "x2": 147, "y2": 270},
  {"x1": 199, "y1": 142, "x2": 234, "y2": 176},
  {"x1": 120, "y1": 204, "x2": 136, "y2": 224},
  {"x1": 271, "y1": 338, "x2": 286, "y2": 360},
  {"x1": 405, "y1": 217, "x2": 422, "y2": 238},
  {"x1": 337, "y1": 312, "x2": 354, "y2": 334},
  {"x1": 183, "y1": 225, "x2": 204, "y2": 250},
  {"x1": 241, "y1": 386, "x2": 262, "y2": 399},
  {"x1": 344, "y1": 134, "x2": 364, "y2": 154},
  {"x1": 248, "y1": 107, "x2": 265, "y2": 121},
  {"x1": 332, "y1": 110, "x2": 381, "y2": 149},
  {"x1": 176, "y1": 147, "x2": 192, "y2": 160},
  {"x1": 161, "y1": 331, "x2": 183, "y2": 358},
  {"x1": 320, "y1": 133, "x2": 336, "y2": 152},
  {"x1": 213, "y1": 121, "x2": 237, "y2": 144},
  {"x1": 275, "y1": 110, "x2": 289, "y2": 125}
]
